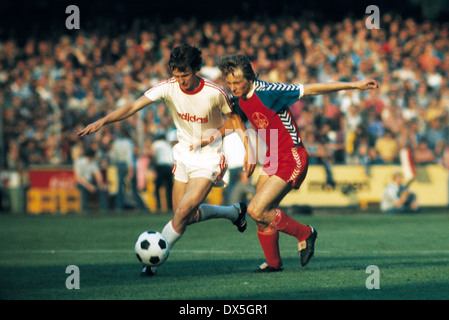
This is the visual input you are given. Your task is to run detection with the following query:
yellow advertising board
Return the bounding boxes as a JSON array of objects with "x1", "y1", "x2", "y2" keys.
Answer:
[{"x1": 280, "y1": 165, "x2": 448, "y2": 207}]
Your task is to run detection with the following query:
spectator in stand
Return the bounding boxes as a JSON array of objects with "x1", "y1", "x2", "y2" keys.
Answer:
[
  {"x1": 6, "y1": 140, "x2": 25, "y2": 170},
  {"x1": 413, "y1": 139, "x2": 436, "y2": 165},
  {"x1": 381, "y1": 172, "x2": 419, "y2": 214},
  {"x1": 396, "y1": 121, "x2": 419, "y2": 152},
  {"x1": 425, "y1": 117, "x2": 447, "y2": 159},
  {"x1": 74, "y1": 147, "x2": 108, "y2": 211},
  {"x1": 131, "y1": 144, "x2": 149, "y2": 210},
  {"x1": 366, "y1": 109, "x2": 384, "y2": 141},
  {"x1": 302, "y1": 131, "x2": 322, "y2": 165},
  {"x1": 230, "y1": 170, "x2": 256, "y2": 205},
  {"x1": 200, "y1": 56, "x2": 221, "y2": 81},
  {"x1": 360, "y1": 146, "x2": 385, "y2": 174},
  {"x1": 375, "y1": 129, "x2": 399, "y2": 164},
  {"x1": 322, "y1": 95, "x2": 341, "y2": 131},
  {"x1": 0, "y1": 13, "x2": 448, "y2": 181},
  {"x1": 150, "y1": 133, "x2": 174, "y2": 211},
  {"x1": 109, "y1": 126, "x2": 138, "y2": 210}
]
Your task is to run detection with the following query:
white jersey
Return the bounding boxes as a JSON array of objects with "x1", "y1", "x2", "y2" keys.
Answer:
[
  {"x1": 74, "y1": 156, "x2": 100, "y2": 182},
  {"x1": 144, "y1": 77, "x2": 232, "y2": 146},
  {"x1": 151, "y1": 139, "x2": 174, "y2": 166},
  {"x1": 110, "y1": 137, "x2": 133, "y2": 165},
  {"x1": 380, "y1": 183, "x2": 400, "y2": 212}
]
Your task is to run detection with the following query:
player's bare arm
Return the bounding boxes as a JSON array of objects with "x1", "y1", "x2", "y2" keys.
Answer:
[
  {"x1": 303, "y1": 79, "x2": 379, "y2": 96},
  {"x1": 77, "y1": 95, "x2": 153, "y2": 137},
  {"x1": 190, "y1": 112, "x2": 256, "y2": 177},
  {"x1": 189, "y1": 111, "x2": 244, "y2": 150},
  {"x1": 227, "y1": 112, "x2": 256, "y2": 177},
  {"x1": 189, "y1": 115, "x2": 234, "y2": 150}
]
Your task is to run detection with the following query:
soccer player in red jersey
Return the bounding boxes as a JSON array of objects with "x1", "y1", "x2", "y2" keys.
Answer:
[{"x1": 214, "y1": 55, "x2": 379, "y2": 272}]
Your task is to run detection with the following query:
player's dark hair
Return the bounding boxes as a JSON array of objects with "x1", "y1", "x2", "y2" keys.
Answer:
[
  {"x1": 84, "y1": 147, "x2": 96, "y2": 158},
  {"x1": 169, "y1": 44, "x2": 203, "y2": 73},
  {"x1": 218, "y1": 55, "x2": 258, "y2": 82}
]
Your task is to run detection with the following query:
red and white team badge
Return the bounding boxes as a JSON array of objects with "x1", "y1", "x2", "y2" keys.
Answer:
[{"x1": 252, "y1": 112, "x2": 269, "y2": 129}]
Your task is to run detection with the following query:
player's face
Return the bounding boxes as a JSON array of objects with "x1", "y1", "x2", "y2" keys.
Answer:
[
  {"x1": 394, "y1": 174, "x2": 403, "y2": 185},
  {"x1": 172, "y1": 68, "x2": 200, "y2": 92},
  {"x1": 225, "y1": 69, "x2": 252, "y2": 99}
]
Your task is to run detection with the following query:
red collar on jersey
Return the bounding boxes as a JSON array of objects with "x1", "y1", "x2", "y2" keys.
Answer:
[{"x1": 180, "y1": 77, "x2": 205, "y2": 95}]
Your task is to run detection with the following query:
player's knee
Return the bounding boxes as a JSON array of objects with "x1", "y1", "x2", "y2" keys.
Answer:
[
  {"x1": 174, "y1": 205, "x2": 196, "y2": 228},
  {"x1": 247, "y1": 202, "x2": 266, "y2": 224}
]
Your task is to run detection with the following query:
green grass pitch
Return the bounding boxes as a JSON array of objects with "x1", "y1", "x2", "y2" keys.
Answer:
[{"x1": 1, "y1": 210, "x2": 448, "y2": 300}]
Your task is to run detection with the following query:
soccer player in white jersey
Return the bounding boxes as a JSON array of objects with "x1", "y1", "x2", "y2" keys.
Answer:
[{"x1": 78, "y1": 44, "x2": 255, "y2": 276}]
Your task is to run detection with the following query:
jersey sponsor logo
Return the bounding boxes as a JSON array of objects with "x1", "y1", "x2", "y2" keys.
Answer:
[
  {"x1": 252, "y1": 112, "x2": 269, "y2": 129},
  {"x1": 177, "y1": 112, "x2": 209, "y2": 123}
]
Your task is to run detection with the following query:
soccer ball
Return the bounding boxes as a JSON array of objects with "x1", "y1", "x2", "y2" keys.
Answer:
[{"x1": 135, "y1": 231, "x2": 170, "y2": 267}]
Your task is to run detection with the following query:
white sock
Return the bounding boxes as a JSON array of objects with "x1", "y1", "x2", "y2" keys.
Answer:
[
  {"x1": 197, "y1": 204, "x2": 239, "y2": 223},
  {"x1": 162, "y1": 220, "x2": 183, "y2": 248}
]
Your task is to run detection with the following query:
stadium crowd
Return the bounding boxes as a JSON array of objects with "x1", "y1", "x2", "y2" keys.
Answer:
[{"x1": 1, "y1": 13, "x2": 449, "y2": 177}]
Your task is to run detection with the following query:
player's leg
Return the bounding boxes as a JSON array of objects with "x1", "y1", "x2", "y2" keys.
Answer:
[
  {"x1": 249, "y1": 174, "x2": 292, "y2": 226},
  {"x1": 254, "y1": 176, "x2": 283, "y2": 272},
  {"x1": 142, "y1": 179, "x2": 188, "y2": 277},
  {"x1": 195, "y1": 202, "x2": 247, "y2": 232},
  {"x1": 160, "y1": 179, "x2": 189, "y2": 249},
  {"x1": 248, "y1": 175, "x2": 313, "y2": 271},
  {"x1": 249, "y1": 174, "x2": 311, "y2": 238},
  {"x1": 161, "y1": 177, "x2": 209, "y2": 249},
  {"x1": 162, "y1": 176, "x2": 247, "y2": 248},
  {"x1": 186, "y1": 151, "x2": 247, "y2": 231},
  {"x1": 172, "y1": 176, "x2": 246, "y2": 230},
  {"x1": 249, "y1": 175, "x2": 293, "y2": 271},
  {"x1": 172, "y1": 177, "x2": 214, "y2": 233}
]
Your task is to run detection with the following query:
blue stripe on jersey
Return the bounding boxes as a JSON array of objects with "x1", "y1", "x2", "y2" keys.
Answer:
[{"x1": 254, "y1": 80, "x2": 302, "y2": 113}]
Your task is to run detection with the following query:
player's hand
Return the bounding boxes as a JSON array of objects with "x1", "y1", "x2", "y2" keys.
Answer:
[
  {"x1": 77, "y1": 120, "x2": 105, "y2": 137},
  {"x1": 400, "y1": 189, "x2": 410, "y2": 198},
  {"x1": 243, "y1": 158, "x2": 256, "y2": 178},
  {"x1": 355, "y1": 79, "x2": 379, "y2": 90},
  {"x1": 243, "y1": 146, "x2": 256, "y2": 178}
]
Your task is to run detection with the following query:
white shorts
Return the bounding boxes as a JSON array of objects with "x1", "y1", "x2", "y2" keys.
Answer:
[{"x1": 172, "y1": 142, "x2": 227, "y2": 187}]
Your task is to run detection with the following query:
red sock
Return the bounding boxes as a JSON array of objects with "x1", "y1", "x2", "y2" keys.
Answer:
[
  {"x1": 269, "y1": 209, "x2": 311, "y2": 242},
  {"x1": 257, "y1": 227, "x2": 282, "y2": 269}
]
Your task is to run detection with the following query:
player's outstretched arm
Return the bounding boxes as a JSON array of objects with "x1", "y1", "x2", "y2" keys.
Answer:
[
  {"x1": 303, "y1": 79, "x2": 378, "y2": 96},
  {"x1": 77, "y1": 95, "x2": 153, "y2": 137}
]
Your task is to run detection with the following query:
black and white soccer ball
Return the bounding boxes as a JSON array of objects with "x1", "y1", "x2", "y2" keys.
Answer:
[{"x1": 135, "y1": 231, "x2": 170, "y2": 267}]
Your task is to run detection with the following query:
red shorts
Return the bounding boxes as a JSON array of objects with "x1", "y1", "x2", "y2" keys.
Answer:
[{"x1": 261, "y1": 145, "x2": 309, "y2": 189}]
